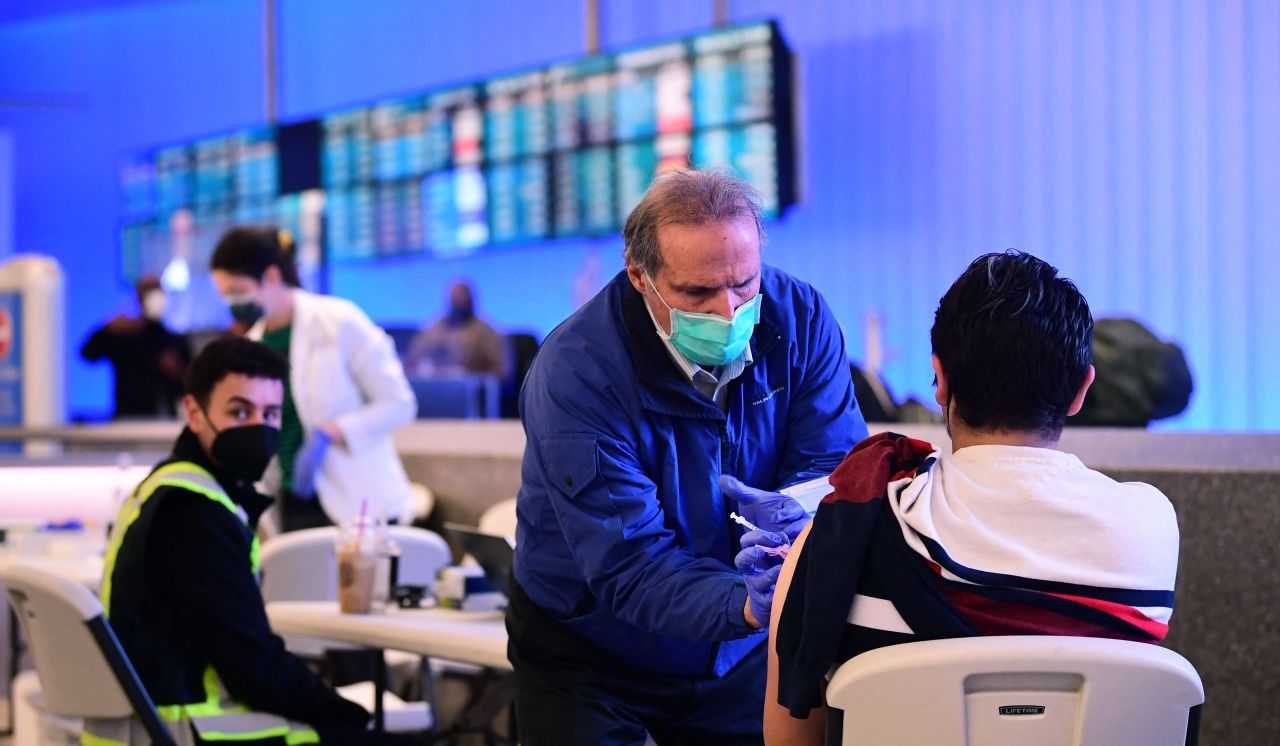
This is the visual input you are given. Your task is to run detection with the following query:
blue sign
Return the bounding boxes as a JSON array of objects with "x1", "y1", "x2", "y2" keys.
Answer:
[{"x1": 0, "y1": 291, "x2": 21, "y2": 426}]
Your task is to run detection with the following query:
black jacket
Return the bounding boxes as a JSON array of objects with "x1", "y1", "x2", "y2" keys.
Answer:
[
  {"x1": 106, "y1": 428, "x2": 368, "y2": 731},
  {"x1": 80, "y1": 318, "x2": 189, "y2": 418}
]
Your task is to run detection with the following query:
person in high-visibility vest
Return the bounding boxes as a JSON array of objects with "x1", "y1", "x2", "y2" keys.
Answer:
[{"x1": 85, "y1": 337, "x2": 415, "y2": 745}]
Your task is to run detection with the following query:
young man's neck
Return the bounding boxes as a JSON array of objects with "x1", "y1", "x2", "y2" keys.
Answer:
[{"x1": 947, "y1": 419, "x2": 1061, "y2": 452}]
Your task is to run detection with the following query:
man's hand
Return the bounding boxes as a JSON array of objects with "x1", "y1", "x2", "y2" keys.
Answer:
[
  {"x1": 720, "y1": 475, "x2": 809, "y2": 543},
  {"x1": 735, "y1": 528, "x2": 788, "y2": 628}
]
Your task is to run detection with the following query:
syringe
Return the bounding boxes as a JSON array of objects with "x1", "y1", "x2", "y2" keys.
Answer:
[{"x1": 730, "y1": 512, "x2": 790, "y2": 558}]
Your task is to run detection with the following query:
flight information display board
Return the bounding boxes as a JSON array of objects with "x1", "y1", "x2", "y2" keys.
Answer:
[
  {"x1": 116, "y1": 125, "x2": 330, "y2": 330},
  {"x1": 119, "y1": 20, "x2": 795, "y2": 275},
  {"x1": 320, "y1": 19, "x2": 793, "y2": 262},
  {"x1": 117, "y1": 127, "x2": 281, "y2": 285}
]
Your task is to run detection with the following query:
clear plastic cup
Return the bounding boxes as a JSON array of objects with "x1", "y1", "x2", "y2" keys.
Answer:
[{"x1": 335, "y1": 515, "x2": 387, "y2": 614}]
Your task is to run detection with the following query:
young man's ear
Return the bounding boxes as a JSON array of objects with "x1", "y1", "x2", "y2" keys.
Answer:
[
  {"x1": 1066, "y1": 364, "x2": 1096, "y2": 417},
  {"x1": 931, "y1": 355, "x2": 949, "y2": 409},
  {"x1": 184, "y1": 394, "x2": 206, "y2": 434}
]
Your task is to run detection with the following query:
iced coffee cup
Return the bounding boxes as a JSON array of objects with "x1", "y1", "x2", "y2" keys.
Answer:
[
  {"x1": 336, "y1": 514, "x2": 383, "y2": 614},
  {"x1": 337, "y1": 543, "x2": 377, "y2": 613}
]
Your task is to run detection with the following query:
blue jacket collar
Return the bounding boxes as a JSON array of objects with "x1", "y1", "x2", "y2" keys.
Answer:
[{"x1": 619, "y1": 273, "x2": 781, "y2": 421}]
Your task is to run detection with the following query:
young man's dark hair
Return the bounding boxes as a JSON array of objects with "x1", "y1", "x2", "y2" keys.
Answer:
[
  {"x1": 210, "y1": 226, "x2": 301, "y2": 287},
  {"x1": 184, "y1": 336, "x2": 289, "y2": 409},
  {"x1": 930, "y1": 249, "x2": 1093, "y2": 437}
]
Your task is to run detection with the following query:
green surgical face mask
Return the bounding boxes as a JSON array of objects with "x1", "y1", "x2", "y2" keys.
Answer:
[{"x1": 646, "y1": 274, "x2": 762, "y2": 367}]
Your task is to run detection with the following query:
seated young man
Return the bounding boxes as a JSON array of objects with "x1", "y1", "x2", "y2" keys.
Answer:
[
  {"x1": 85, "y1": 337, "x2": 412, "y2": 745},
  {"x1": 760, "y1": 251, "x2": 1179, "y2": 744}
]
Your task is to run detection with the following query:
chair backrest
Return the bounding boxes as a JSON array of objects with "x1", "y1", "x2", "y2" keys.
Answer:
[
  {"x1": 0, "y1": 563, "x2": 176, "y2": 745},
  {"x1": 500, "y1": 332, "x2": 540, "y2": 418},
  {"x1": 260, "y1": 526, "x2": 452, "y2": 602},
  {"x1": 259, "y1": 527, "x2": 337, "y2": 602},
  {"x1": 409, "y1": 375, "x2": 500, "y2": 419},
  {"x1": 386, "y1": 525, "x2": 451, "y2": 588},
  {"x1": 477, "y1": 498, "x2": 517, "y2": 540},
  {"x1": 824, "y1": 636, "x2": 1203, "y2": 746}
]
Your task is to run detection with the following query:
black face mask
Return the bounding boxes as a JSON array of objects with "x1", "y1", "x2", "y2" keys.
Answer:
[
  {"x1": 229, "y1": 300, "x2": 265, "y2": 327},
  {"x1": 207, "y1": 422, "x2": 280, "y2": 483},
  {"x1": 446, "y1": 304, "x2": 474, "y2": 326}
]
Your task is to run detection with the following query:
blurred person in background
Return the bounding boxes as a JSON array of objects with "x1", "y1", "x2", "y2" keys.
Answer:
[
  {"x1": 403, "y1": 279, "x2": 505, "y2": 378},
  {"x1": 210, "y1": 226, "x2": 416, "y2": 531},
  {"x1": 80, "y1": 273, "x2": 190, "y2": 419}
]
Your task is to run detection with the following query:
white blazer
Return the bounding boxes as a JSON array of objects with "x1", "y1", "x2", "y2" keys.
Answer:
[{"x1": 249, "y1": 290, "x2": 417, "y2": 524}]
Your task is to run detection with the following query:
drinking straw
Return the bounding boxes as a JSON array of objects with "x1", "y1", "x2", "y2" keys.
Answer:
[{"x1": 357, "y1": 499, "x2": 368, "y2": 545}]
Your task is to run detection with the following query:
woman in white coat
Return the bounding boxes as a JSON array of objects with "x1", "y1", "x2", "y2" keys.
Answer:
[{"x1": 210, "y1": 227, "x2": 417, "y2": 530}]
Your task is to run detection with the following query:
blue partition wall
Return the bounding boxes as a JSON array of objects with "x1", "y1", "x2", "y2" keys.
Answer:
[{"x1": 0, "y1": 0, "x2": 1276, "y2": 429}]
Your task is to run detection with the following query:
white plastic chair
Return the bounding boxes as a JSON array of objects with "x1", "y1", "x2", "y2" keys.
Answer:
[
  {"x1": 477, "y1": 498, "x2": 518, "y2": 540},
  {"x1": 259, "y1": 525, "x2": 452, "y2": 606},
  {"x1": 0, "y1": 563, "x2": 177, "y2": 745},
  {"x1": 824, "y1": 636, "x2": 1204, "y2": 746},
  {"x1": 258, "y1": 526, "x2": 451, "y2": 732},
  {"x1": 408, "y1": 482, "x2": 436, "y2": 524}
]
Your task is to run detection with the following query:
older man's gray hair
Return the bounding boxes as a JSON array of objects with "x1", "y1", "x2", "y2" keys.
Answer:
[{"x1": 623, "y1": 169, "x2": 767, "y2": 277}]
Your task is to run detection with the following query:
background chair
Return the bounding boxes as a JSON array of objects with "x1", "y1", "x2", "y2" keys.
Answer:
[
  {"x1": 824, "y1": 635, "x2": 1203, "y2": 746},
  {"x1": 0, "y1": 563, "x2": 177, "y2": 746},
  {"x1": 477, "y1": 498, "x2": 517, "y2": 540},
  {"x1": 499, "y1": 332, "x2": 540, "y2": 418},
  {"x1": 409, "y1": 375, "x2": 500, "y2": 419}
]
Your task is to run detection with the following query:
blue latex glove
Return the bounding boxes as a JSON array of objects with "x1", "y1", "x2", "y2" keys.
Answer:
[
  {"x1": 720, "y1": 474, "x2": 809, "y2": 544},
  {"x1": 735, "y1": 528, "x2": 788, "y2": 628},
  {"x1": 291, "y1": 429, "x2": 330, "y2": 497}
]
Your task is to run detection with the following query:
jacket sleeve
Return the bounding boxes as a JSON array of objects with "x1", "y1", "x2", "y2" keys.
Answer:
[
  {"x1": 332, "y1": 305, "x2": 418, "y2": 453},
  {"x1": 80, "y1": 325, "x2": 115, "y2": 361},
  {"x1": 146, "y1": 492, "x2": 369, "y2": 729},
  {"x1": 774, "y1": 287, "x2": 867, "y2": 487},
  {"x1": 523, "y1": 372, "x2": 757, "y2": 642}
]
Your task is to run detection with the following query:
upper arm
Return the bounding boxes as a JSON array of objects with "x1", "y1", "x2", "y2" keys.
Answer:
[
  {"x1": 146, "y1": 495, "x2": 344, "y2": 717},
  {"x1": 337, "y1": 307, "x2": 415, "y2": 419},
  {"x1": 80, "y1": 327, "x2": 111, "y2": 360},
  {"x1": 148, "y1": 496, "x2": 270, "y2": 638},
  {"x1": 778, "y1": 289, "x2": 865, "y2": 486},
  {"x1": 765, "y1": 522, "x2": 826, "y2": 746}
]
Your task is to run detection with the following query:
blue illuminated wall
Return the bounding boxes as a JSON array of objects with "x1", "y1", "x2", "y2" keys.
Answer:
[{"x1": 1, "y1": 0, "x2": 1276, "y2": 429}]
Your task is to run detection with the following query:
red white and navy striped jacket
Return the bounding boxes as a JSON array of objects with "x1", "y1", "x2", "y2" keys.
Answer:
[{"x1": 776, "y1": 432, "x2": 1178, "y2": 718}]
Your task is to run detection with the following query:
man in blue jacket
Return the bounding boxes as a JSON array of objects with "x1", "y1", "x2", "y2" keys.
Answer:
[{"x1": 509, "y1": 169, "x2": 866, "y2": 744}]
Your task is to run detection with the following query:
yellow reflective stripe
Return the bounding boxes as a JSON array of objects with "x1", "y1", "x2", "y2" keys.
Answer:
[
  {"x1": 99, "y1": 463, "x2": 205, "y2": 616},
  {"x1": 100, "y1": 462, "x2": 242, "y2": 618},
  {"x1": 192, "y1": 725, "x2": 291, "y2": 741},
  {"x1": 80, "y1": 732, "x2": 127, "y2": 746},
  {"x1": 155, "y1": 703, "x2": 184, "y2": 720},
  {"x1": 286, "y1": 728, "x2": 321, "y2": 745},
  {"x1": 178, "y1": 665, "x2": 227, "y2": 717},
  {"x1": 99, "y1": 488, "x2": 143, "y2": 619}
]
